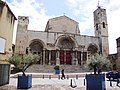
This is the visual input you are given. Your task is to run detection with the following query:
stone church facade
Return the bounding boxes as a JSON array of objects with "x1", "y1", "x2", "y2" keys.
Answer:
[
  {"x1": 15, "y1": 7, "x2": 109, "y2": 66},
  {"x1": 116, "y1": 37, "x2": 120, "y2": 70},
  {"x1": 108, "y1": 37, "x2": 120, "y2": 70}
]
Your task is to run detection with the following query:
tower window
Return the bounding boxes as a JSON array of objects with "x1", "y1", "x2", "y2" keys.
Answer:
[
  {"x1": 96, "y1": 24, "x2": 98, "y2": 30},
  {"x1": 103, "y1": 22, "x2": 105, "y2": 28}
]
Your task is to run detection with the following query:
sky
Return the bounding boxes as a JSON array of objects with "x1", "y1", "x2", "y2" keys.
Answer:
[{"x1": 2, "y1": 0, "x2": 120, "y2": 54}]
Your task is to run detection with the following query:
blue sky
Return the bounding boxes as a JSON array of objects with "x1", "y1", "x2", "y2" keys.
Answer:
[{"x1": 3, "y1": 0, "x2": 120, "y2": 54}]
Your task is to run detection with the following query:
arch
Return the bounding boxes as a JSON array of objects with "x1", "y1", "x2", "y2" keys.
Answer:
[
  {"x1": 87, "y1": 43, "x2": 98, "y2": 54},
  {"x1": 29, "y1": 39, "x2": 45, "y2": 54},
  {"x1": 55, "y1": 35, "x2": 78, "y2": 49}
]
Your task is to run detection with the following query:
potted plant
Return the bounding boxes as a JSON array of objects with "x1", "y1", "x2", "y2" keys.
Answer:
[
  {"x1": 85, "y1": 54, "x2": 111, "y2": 90},
  {"x1": 8, "y1": 53, "x2": 40, "y2": 89},
  {"x1": 54, "y1": 65, "x2": 60, "y2": 74}
]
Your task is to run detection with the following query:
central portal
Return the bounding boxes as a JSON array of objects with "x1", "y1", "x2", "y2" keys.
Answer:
[
  {"x1": 59, "y1": 50, "x2": 72, "y2": 65},
  {"x1": 57, "y1": 36, "x2": 76, "y2": 65}
]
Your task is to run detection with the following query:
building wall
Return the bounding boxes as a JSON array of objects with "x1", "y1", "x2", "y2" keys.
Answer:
[
  {"x1": 27, "y1": 31, "x2": 99, "y2": 51},
  {"x1": 117, "y1": 47, "x2": 120, "y2": 70},
  {"x1": 0, "y1": 1, "x2": 16, "y2": 61},
  {"x1": 94, "y1": 7, "x2": 109, "y2": 56},
  {"x1": 15, "y1": 16, "x2": 28, "y2": 54},
  {"x1": 45, "y1": 16, "x2": 80, "y2": 35},
  {"x1": 15, "y1": 7, "x2": 109, "y2": 65},
  {"x1": 116, "y1": 37, "x2": 120, "y2": 70}
]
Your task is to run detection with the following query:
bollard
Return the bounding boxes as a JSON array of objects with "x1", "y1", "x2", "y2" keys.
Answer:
[
  {"x1": 58, "y1": 75, "x2": 60, "y2": 80},
  {"x1": 67, "y1": 75, "x2": 69, "y2": 80},
  {"x1": 43, "y1": 75, "x2": 44, "y2": 79},
  {"x1": 117, "y1": 78, "x2": 119, "y2": 86},
  {"x1": 70, "y1": 79, "x2": 73, "y2": 87},
  {"x1": 84, "y1": 79, "x2": 85, "y2": 86},
  {"x1": 49, "y1": 75, "x2": 51, "y2": 79},
  {"x1": 110, "y1": 78, "x2": 112, "y2": 87},
  {"x1": 76, "y1": 75, "x2": 78, "y2": 80}
]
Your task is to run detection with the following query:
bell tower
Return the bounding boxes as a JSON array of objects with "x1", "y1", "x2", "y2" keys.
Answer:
[
  {"x1": 93, "y1": 6, "x2": 109, "y2": 56},
  {"x1": 15, "y1": 16, "x2": 29, "y2": 54}
]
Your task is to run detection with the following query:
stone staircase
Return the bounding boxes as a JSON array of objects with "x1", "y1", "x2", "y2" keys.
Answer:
[{"x1": 26, "y1": 64, "x2": 87, "y2": 73}]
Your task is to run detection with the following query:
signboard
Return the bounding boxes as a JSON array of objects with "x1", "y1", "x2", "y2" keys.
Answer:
[{"x1": 0, "y1": 37, "x2": 6, "y2": 53}]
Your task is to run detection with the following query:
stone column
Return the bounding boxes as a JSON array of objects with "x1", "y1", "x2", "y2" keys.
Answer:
[
  {"x1": 56, "y1": 50, "x2": 60, "y2": 65},
  {"x1": 80, "y1": 51, "x2": 82, "y2": 65},
  {"x1": 86, "y1": 52, "x2": 88, "y2": 62},
  {"x1": 72, "y1": 51, "x2": 77, "y2": 65},
  {"x1": 75, "y1": 51, "x2": 78, "y2": 65},
  {"x1": 49, "y1": 50, "x2": 51, "y2": 65},
  {"x1": 71, "y1": 51, "x2": 74, "y2": 65},
  {"x1": 64, "y1": 50, "x2": 66, "y2": 64},
  {"x1": 81, "y1": 52, "x2": 83, "y2": 66},
  {"x1": 43, "y1": 49, "x2": 46, "y2": 65}
]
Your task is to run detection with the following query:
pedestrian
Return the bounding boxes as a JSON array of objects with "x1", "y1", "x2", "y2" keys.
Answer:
[
  {"x1": 61, "y1": 69, "x2": 65, "y2": 80},
  {"x1": 116, "y1": 71, "x2": 119, "y2": 86},
  {"x1": 98, "y1": 69, "x2": 102, "y2": 74}
]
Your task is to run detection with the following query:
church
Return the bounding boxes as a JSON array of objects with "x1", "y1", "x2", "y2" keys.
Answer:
[{"x1": 15, "y1": 7, "x2": 109, "y2": 66}]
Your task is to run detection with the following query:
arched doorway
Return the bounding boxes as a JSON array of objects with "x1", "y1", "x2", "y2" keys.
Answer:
[
  {"x1": 87, "y1": 43, "x2": 98, "y2": 56},
  {"x1": 29, "y1": 39, "x2": 44, "y2": 64},
  {"x1": 57, "y1": 36, "x2": 76, "y2": 65}
]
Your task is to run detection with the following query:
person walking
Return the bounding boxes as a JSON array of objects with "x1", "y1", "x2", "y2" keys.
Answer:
[
  {"x1": 116, "y1": 71, "x2": 119, "y2": 86},
  {"x1": 61, "y1": 69, "x2": 65, "y2": 80}
]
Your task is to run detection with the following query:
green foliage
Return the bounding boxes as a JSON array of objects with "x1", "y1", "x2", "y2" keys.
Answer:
[
  {"x1": 8, "y1": 54, "x2": 22, "y2": 68},
  {"x1": 54, "y1": 65, "x2": 60, "y2": 70},
  {"x1": 8, "y1": 53, "x2": 40, "y2": 75},
  {"x1": 87, "y1": 54, "x2": 111, "y2": 71}
]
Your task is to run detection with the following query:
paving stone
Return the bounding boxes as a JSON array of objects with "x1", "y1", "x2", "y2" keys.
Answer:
[
  {"x1": 1, "y1": 84, "x2": 120, "y2": 90},
  {"x1": 0, "y1": 84, "x2": 85, "y2": 90},
  {"x1": 1, "y1": 73, "x2": 120, "y2": 90}
]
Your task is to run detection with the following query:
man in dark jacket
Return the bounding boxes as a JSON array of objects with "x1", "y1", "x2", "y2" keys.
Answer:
[
  {"x1": 61, "y1": 69, "x2": 65, "y2": 80},
  {"x1": 116, "y1": 71, "x2": 120, "y2": 86}
]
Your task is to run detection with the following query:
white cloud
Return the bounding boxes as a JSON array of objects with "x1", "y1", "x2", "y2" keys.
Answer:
[
  {"x1": 106, "y1": 0, "x2": 120, "y2": 54},
  {"x1": 67, "y1": 0, "x2": 120, "y2": 54},
  {"x1": 6, "y1": 0, "x2": 54, "y2": 44},
  {"x1": 108, "y1": 9, "x2": 120, "y2": 54},
  {"x1": 1, "y1": 0, "x2": 5, "y2": 1},
  {"x1": 8, "y1": 0, "x2": 51, "y2": 30},
  {"x1": 66, "y1": 0, "x2": 97, "y2": 34},
  {"x1": 5, "y1": 0, "x2": 120, "y2": 54}
]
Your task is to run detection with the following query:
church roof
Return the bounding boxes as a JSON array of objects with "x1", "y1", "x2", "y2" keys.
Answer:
[
  {"x1": 93, "y1": 6, "x2": 106, "y2": 13},
  {"x1": 45, "y1": 15, "x2": 79, "y2": 32},
  {"x1": 116, "y1": 37, "x2": 120, "y2": 41},
  {"x1": 116, "y1": 37, "x2": 120, "y2": 47},
  {"x1": 48, "y1": 15, "x2": 78, "y2": 24},
  {"x1": 0, "y1": 0, "x2": 17, "y2": 20}
]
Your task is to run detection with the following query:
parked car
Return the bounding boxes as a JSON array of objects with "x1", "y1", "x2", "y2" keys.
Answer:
[{"x1": 106, "y1": 71, "x2": 120, "y2": 80}]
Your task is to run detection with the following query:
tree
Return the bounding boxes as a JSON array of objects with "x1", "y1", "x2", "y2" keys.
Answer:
[
  {"x1": 54, "y1": 65, "x2": 60, "y2": 70},
  {"x1": 8, "y1": 53, "x2": 40, "y2": 76},
  {"x1": 86, "y1": 54, "x2": 111, "y2": 74}
]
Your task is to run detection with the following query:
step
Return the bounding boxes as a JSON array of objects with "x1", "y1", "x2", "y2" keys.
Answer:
[{"x1": 26, "y1": 64, "x2": 86, "y2": 73}]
